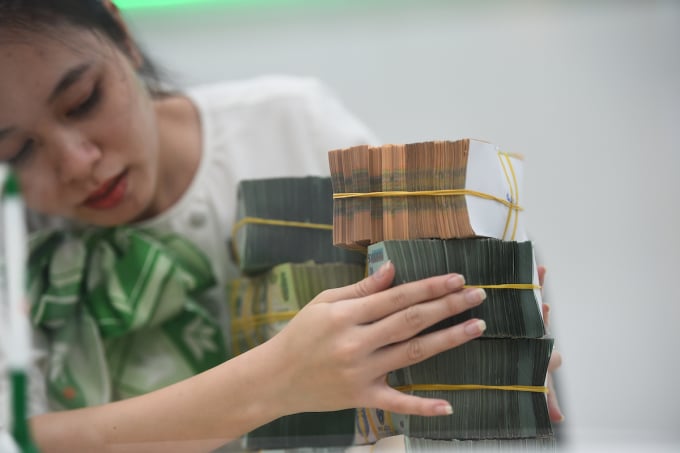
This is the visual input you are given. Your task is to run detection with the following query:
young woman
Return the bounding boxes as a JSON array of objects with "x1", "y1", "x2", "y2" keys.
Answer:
[{"x1": 0, "y1": 1, "x2": 562, "y2": 451}]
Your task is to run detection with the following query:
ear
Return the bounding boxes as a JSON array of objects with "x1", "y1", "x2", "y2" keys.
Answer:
[{"x1": 101, "y1": 0, "x2": 144, "y2": 69}]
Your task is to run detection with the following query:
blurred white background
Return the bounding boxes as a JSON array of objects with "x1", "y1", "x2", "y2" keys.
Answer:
[{"x1": 124, "y1": 0, "x2": 680, "y2": 451}]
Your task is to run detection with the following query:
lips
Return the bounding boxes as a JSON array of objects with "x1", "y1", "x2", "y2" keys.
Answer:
[{"x1": 83, "y1": 171, "x2": 128, "y2": 210}]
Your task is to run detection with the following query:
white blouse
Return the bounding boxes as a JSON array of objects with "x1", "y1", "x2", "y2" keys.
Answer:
[{"x1": 0, "y1": 75, "x2": 378, "y2": 434}]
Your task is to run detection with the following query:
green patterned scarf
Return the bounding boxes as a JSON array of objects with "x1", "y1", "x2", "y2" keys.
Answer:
[{"x1": 28, "y1": 227, "x2": 228, "y2": 410}]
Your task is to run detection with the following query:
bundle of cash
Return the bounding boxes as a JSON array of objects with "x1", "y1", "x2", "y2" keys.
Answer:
[
  {"x1": 353, "y1": 338, "x2": 555, "y2": 448},
  {"x1": 328, "y1": 139, "x2": 556, "y2": 450},
  {"x1": 329, "y1": 139, "x2": 527, "y2": 250},
  {"x1": 347, "y1": 434, "x2": 557, "y2": 452},
  {"x1": 246, "y1": 410, "x2": 357, "y2": 449},
  {"x1": 232, "y1": 176, "x2": 365, "y2": 274},
  {"x1": 367, "y1": 238, "x2": 544, "y2": 338},
  {"x1": 227, "y1": 261, "x2": 364, "y2": 449},
  {"x1": 388, "y1": 338, "x2": 554, "y2": 440}
]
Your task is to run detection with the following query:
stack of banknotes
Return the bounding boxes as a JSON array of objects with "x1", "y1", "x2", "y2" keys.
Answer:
[
  {"x1": 232, "y1": 176, "x2": 365, "y2": 274},
  {"x1": 328, "y1": 139, "x2": 527, "y2": 250},
  {"x1": 330, "y1": 139, "x2": 556, "y2": 450},
  {"x1": 367, "y1": 238, "x2": 545, "y2": 338},
  {"x1": 228, "y1": 138, "x2": 556, "y2": 450},
  {"x1": 228, "y1": 177, "x2": 365, "y2": 449}
]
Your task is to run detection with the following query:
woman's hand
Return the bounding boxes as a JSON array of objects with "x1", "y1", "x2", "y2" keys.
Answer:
[
  {"x1": 267, "y1": 260, "x2": 487, "y2": 417},
  {"x1": 538, "y1": 265, "x2": 565, "y2": 423}
]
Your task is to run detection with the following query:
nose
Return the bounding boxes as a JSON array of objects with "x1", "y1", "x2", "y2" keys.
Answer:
[{"x1": 50, "y1": 129, "x2": 102, "y2": 183}]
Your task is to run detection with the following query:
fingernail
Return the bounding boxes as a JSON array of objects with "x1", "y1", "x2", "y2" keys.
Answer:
[
  {"x1": 552, "y1": 410, "x2": 565, "y2": 423},
  {"x1": 435, "y1": 403, "x2": 453, "y2": 415},
  {"x1": 464, "y1": 319, "x2": 486, "y2": 336},
  {"x1": 446, "y1": 274, "x2": 465, "y2": 289},
  {"x1": 373, "y1": 261, "x2": 392, "y2": 281},
  {"x1": 464, "y1": 288, "x2": 486, "y2": 305}
]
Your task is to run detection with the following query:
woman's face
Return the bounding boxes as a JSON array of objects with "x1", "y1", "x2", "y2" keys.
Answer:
[{"x1": 0, "y1": 27, "x2": 161, "y2": 226}]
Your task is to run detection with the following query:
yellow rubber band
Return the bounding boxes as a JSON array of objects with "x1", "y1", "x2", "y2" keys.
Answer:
[
  {"x1": 395, "y1": 384, "x2": 548, "y2": 394},
  {"x1": 232, "y1": 216, "x2": 333, "y2": 237},
  {"x1": 501, "y1": 151, "x2": 525, "y2": 161},
  {"x1": 365, "y1": 408, "x2": 379, "y2": 443},
  {"x1": 497, "y1": 151, "x2": 522, "y2": 241},
  {"x1": 507, "y1": 156, "x2": 521, "y2": 240},
  {"x1": 231, "y1": 310, "x2": 298, "y2": 331},
  {"x1": 464, "y1": 283, "x2": 540, "y2": 290},
  {"x1": 332, "y1": 189, "x2": 523, "y2": 212},
  {"x1": 230, "y1": 216, "x2": 333, "y2": 263},
  {"x1": 498, "y1": 153, "x2": 514, "y2": 240},
  {"x1": 356, "y1": 408, "x2": 370, "y2": 445},
  {"x1": 498, "y1": 151, "x2": 522, "y2": 241}
]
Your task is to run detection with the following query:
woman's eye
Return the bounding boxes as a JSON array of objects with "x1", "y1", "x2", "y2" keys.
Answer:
[
  {"x1": 8, "y1": 139, "x2": 34, "y2": 166},
  {"x1": 67, "y1": 83, "x2": 101, "y2": 118}
]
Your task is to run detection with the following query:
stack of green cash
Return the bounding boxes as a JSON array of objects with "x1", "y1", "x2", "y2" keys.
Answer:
[
  {"x1": 364, "y1": 434, "x2": 557, "y2": 452},
  {"x1": 366, "y1": 238, "x2": 544, "y2": 339},
  {"x1": 226, "y1": 260, "x2": 364, "y2": 449},
  {"x1": 329, "y1": 139, "x2": 527, "y2": 250},
  {"x1": 228, "y1": 261, "x2": 364, "y2": 356},
  {"x1": 358, "y1": 242, "x2": 553, "y2": 444},
  {"x1": 232, "y1": 176, "x2": 365, "y2": 274},
  {"x1": 329, "y1": 139, "x2": 556, "y2": 449},
  {"x1": 246, "y1": 410, "x2": 357, "y2": 450},
  {"x1": 387, "y1": 338, "x2": 554, "y2": 440}
]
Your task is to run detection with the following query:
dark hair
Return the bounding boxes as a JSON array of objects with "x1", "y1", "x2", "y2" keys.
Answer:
[{"x1": 0, "y1": 0, "x2": 169, "y2": 96}]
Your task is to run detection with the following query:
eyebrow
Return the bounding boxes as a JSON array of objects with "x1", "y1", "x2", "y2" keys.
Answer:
[
  {"x1": 47, "y1": 62, "x2": 93, "y2": 104},
  {"x1": 0, "y1": 62, "x2": 94, "y2": 144}
]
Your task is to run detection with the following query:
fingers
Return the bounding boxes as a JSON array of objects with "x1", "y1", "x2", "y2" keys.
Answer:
[
  {"x1": 365, "y1": 287, "x2": 486, "y2": 348},
  {"x1": 540, "y1": 265, "x2": 563, "y2": 422},
  {"x1": 542, "y1": 303, "x2": 551, "y2": 330},
  {"x1": 547, "y1": 347, "x2": 563, "y2": 422},
  {"x1": 548, "y1": 349, "x2": 562, "y2": 373},
  {"x1": 371, "y1": 318, "x2": 487, "y2": 376},
  {"x1": 370, "y1": 386, "x2": 454, "y2": 417},
  {"x1": 312, "y1": 261, "x2": 395, "y2": 305},
  {"x1": 547, "y1": 373, "x2": 565, "y2": 422},
  {"x1": 352, "y1": 272, "x2": 468, "y2": 324}
]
